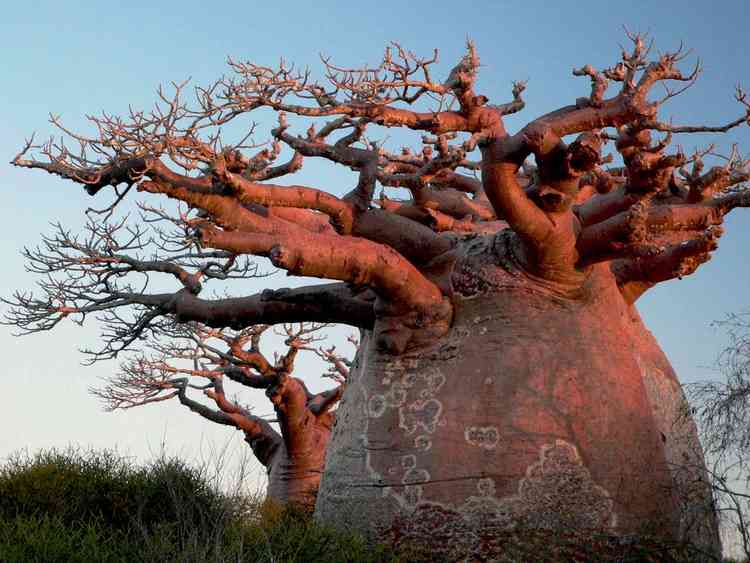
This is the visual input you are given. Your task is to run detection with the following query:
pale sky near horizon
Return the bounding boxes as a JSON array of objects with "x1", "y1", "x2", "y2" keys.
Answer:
[{"x1": 2, "y1": 2, "x2": 750, "y2": 544}]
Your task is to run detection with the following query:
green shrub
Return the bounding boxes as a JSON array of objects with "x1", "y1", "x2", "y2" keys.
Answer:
[
  {"x1": 0, "y1": 447, "x2": 402, "y2": 562},
  {"x1": 241, "y1": 502, "x2": 397, "y2": 562},
  {"x1": 0, "y1": 513, "x2": 138, "y2": 563},
  {"x1": 0, "y1": 448, "x2": 228, "y2": 533}
]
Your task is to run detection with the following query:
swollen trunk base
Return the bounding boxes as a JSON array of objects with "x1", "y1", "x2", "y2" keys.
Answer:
[{"x1": 315, "y1": 246, "x2": 719, "y2": 560}]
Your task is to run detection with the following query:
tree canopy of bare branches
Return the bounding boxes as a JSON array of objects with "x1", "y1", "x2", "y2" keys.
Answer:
[{"x1": 7, "y1": 33, "x2": 750, "y2": 559}]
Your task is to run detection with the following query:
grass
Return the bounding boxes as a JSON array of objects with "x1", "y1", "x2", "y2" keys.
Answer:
[
  {"x1": 0, "y1": 447, "x2": 742, "y2": 562},
  {"x1": 0, "y1": 447, "x2": 396, "y2": 563}
]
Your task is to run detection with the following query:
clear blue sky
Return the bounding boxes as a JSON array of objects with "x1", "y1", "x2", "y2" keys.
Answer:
[{"x1": 1, "y1": 1, "x2": 749, "y2": 499}]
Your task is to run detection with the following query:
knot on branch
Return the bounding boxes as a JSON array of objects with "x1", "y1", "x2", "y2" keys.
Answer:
[
  {"x1": 572, "y1": 64, "x2": 609, "y2": 108},
  {"x1": 625, "y1": 201, "x2": 649, "y2": 243},
  {"x1": 371, "y1": 296, "x2": 452, "y2": 355},
  {"x1": 522, "y1": 123, "x2": 560, "y2": 157},
  {"x1": 268, "y1": 244, "x2": 299, "y2": 272},
  {"x1": 442, "y1": 41, "x2": 480, "y2": 91},
  {"x1": 673, "y1": 226, "x2": 723, "y2": 279},
  {"x1": 566, "y1": 132, "x2": 604, "y2": 176}
]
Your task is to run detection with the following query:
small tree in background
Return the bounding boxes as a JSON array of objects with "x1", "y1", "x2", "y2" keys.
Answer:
[{"x1": 93, "y1": 320, "x2": 352, "y2": 511}]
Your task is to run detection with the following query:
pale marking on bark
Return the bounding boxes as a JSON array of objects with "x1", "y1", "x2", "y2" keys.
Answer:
[
  {"x1": 399, "y1": 398, "x2": 442, "y2": 435},
  {"x1": 414, "y1": 434, "x2": 433, "y2": 451},
  {"x1": 367, "y1": 379, "x2": 410, "y2": 418},
  {"x1": 464, "y1": 425, "x2": 500, "y2": 449},
  {"x1": 341, "y1": 329, "x2": 618, "y2": 535},
  {"x1": 397, "y1": 368, "x2": 446, "y2": 435},
  {"x1": 400, "y1": 454, "x2": 431, "y2": 506},
  {"x1": 452, "y1": 440, "x2": 616, "y2": 529},
  {"x1": 387, "y1": 439, "x2": 618, "y2": 545},
  {"x1": 366, "y1": 365, "x2": 449, "y2": 510},
  {"x1": 367, "y1": 394, "x2": 387, "y2": 418}
]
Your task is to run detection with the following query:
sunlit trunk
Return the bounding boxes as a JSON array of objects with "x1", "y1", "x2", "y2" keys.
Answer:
[{"x1": 316, "y1": 253, "x2": 720, "y2": 559}]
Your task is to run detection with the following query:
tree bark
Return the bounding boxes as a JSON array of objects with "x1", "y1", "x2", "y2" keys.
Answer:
[
  {"x1": 176, "y1": 384, "x2": 327, "y2": 510},
  {"x1": 315, "y1": 233, "x2": 720, "y2": 559},
  {"x1": 253, "y1": 417, "x2": 332, "y2": 511}
]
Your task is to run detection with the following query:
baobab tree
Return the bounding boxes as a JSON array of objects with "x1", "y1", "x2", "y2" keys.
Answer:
[
  {"x1": 6, "y1": 32, "x2": 750, "y2": 558},
  {"x1": 93, "y1": 321, "x2": 351, "y2": 511}
]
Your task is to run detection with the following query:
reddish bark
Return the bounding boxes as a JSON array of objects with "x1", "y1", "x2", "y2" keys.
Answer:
[
  {"x1": 93, "y1": 323, "x2": 350, "y2": 510},
  {"x1": 7, "y1": 33, "x2": 750, "y2": 558},
  {"x1": 317, "y1": 248, "x2": 720, "y2": 558}
]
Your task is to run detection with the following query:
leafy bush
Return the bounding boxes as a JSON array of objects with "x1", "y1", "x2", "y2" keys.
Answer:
[
  {"x1": 0, "y1": 448, "x2": 227, "y2": 532},
  {"x1": 0, "y1": 513, "x2": 137, "y2": 563},
  {"x1": 0, "y1": 447, "x2": 400, "y2": 562}
]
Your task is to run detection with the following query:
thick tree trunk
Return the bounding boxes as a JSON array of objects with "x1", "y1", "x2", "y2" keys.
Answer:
[
  {"x1": 315, "y1": 234, "x2": 720, "y2": 559},
  {"x1": 253, "y1": 417, "x2": 331, "y2": 511},
  {"x1": 264, "y1": 445, "x2": 327, "y2": 510}
]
